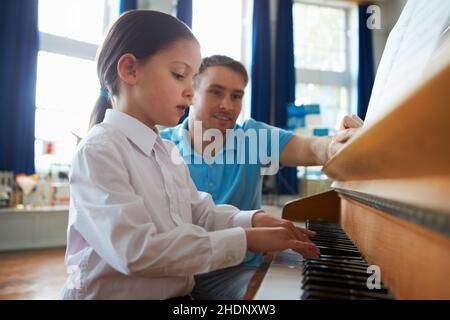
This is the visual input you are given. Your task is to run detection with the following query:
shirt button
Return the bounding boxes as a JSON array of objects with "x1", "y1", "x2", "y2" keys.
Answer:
[{"x1": 209, "y1": 182, "x2": 214, "y2": 187}]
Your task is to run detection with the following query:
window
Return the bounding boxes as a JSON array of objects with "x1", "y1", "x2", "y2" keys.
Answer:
[
  {"x1": 293, "y1": 1, "x2": 358, "y2": 132},
  {"x1": 192, "y1": 0, "x2": 253, "y2": 123},
  {"x1": 35, "y1": 0, "x2": 119, "y2": 174}
]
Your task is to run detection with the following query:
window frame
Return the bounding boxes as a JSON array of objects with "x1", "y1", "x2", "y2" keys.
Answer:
[
  {"x1": 293, "y1": 0, "x2": 358, "y2": 117},
  {"x1": 35, "y1": 0, "x2": 119, "y2": 172}
]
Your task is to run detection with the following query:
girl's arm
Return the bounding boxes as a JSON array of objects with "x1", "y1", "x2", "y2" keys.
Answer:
[{"x1": 70, "y1": 143, "x2": 247, "y2": 277}]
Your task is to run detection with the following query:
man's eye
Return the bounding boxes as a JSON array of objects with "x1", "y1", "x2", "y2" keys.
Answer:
[
  {"x1": 172, "y1": 72, "x2": 184, "y2": 80},
  {"x1": 210, "y1": 90, "x2": 223, "y2": 97},
  {"x1": 232, "y1": 94, "x2": 243, "y2": 101}
]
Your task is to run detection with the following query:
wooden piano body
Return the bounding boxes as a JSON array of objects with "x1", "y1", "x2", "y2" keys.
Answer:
[{"x1": 247, "y1": 53, "x2": 450, "y2": 300}]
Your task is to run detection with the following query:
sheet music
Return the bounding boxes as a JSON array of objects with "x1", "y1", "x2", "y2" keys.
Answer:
[{"x1": 365, "y1": 0, "x2": 450, "y2": 126}]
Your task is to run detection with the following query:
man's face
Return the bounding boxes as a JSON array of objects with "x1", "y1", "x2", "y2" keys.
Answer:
[{"x1": 190, "y1": 66, "x2": 246, "y2": 133}]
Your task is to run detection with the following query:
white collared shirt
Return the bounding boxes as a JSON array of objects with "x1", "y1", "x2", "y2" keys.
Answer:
[{"x1": 62, "y1": 109, "x2": 255, "y2": 300}]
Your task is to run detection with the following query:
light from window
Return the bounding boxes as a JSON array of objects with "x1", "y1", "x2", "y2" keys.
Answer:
[
  {"x1": 293, "y1": 3, "x2": 346, "y2": 72},
  {"x1": 35, "y1": 52, "x2": 98, "y2": 138},
  {"x1": 35, "y1": 0, "x2": 118, "y2": 174},
  {"x1": 38, "y1": 0, "x2": 107, "y2": 45},
  {"x1": 292, "y1": 2, "x2": 356, "y2": 134},
  {"x1": 295, "y1": 83, "x2": 348, "y2": 131},
  {"x1": 192, "y1": 0, "x2": 243, "y2": 61}
]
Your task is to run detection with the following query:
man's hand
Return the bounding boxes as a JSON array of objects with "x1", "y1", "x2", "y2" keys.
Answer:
[
  {"x1": 252, "y1": 212, "x2": 316, "y2": 244},
  {"x1": 327, "y1": 115, "x2": 364, "y2": 160}
]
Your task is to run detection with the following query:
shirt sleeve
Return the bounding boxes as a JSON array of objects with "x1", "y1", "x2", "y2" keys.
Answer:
[{"x1": 69, "y1": 141, "x2": 248, "y2": 278}]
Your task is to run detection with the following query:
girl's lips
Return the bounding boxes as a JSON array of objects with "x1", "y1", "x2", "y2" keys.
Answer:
[{"x1": 176, "y1": 105, "x2": 188, "y2": 115}]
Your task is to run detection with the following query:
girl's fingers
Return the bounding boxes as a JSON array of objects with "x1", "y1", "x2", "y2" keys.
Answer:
[
  {"x1": 289, "y1": 240, "x2": 320, "y2": 258},
  {"x1": 286, "y1": 226, "x2": 313, "y2": 244},
  {"x1": 296, "y1": 227, "x2": 316, "y2": 237}
]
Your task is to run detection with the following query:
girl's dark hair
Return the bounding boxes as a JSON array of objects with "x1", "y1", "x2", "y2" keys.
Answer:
[{"x1": 89, "y1": 10, "x2": 198, "y2": 130}]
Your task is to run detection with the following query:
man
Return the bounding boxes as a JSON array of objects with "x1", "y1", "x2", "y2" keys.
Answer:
[{"x1": 160, "y1": 55, "x2": 362, "y2": 299}]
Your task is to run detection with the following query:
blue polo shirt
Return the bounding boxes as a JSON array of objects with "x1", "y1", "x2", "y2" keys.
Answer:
[{"x1": 160, "y1": 118, "x2": 294, "y2": 266}]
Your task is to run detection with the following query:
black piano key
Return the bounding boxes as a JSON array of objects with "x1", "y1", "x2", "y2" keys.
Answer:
[
  {"x1": 304, "y1": 270, "x2": 372, "y2": 283},
  {"x1": 310, "y1": 254, "x2": 365, "y2": 261},
  {"x1": 302, "y1": 275, "x2": 389, "y2": 293},
  {"x1": 312, "y1": 239, "x2": 354, "y2": 246},
  {"x1": 301, "y1": 219, "x2": 395, "y2": 300},
  {"x1": 301, "y1": 290, "x2": 361, "y2": 300},
  {"x1": 303, "y1": 264, "x2": 371, "y2": 277},
  {"x1": 305, "y1": 259, "x2": 369, "y2": 270},
  {"x1": 309, "y1": 256, "x2": 369, "y2": 265},
  {"x1": 312, "y1": 238, "x2": 357, "y2": 246},
  {"x1": 315, "y1": 246, "x2": 361, "y2": 257},
  {"x1": 302, "y1": 284, "x2": 394, "y2": 300},
  {"x1": 312, "y1": 242, "x2": 359, "y2": 250}
]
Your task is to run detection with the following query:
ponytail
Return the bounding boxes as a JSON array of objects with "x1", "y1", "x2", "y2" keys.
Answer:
[{"x1": 89, "y1": 93, "x2": 112, "y2": 130}]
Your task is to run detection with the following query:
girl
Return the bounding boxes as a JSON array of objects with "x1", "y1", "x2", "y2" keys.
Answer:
[{"x1": 62, "y1": 10, "x2": 319, "y2": 300}]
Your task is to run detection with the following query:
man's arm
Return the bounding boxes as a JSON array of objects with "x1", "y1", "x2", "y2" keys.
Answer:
[
  {"x1": 280, "y1": 115, "x2": 363, "y2": 166},
  {"x1": 280, "y1": 135, "x2": 331, "y2": 166}
]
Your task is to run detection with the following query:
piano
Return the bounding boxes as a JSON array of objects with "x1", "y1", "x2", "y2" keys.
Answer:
[{"x1": 245, "y1": 25, "x2": 450, "y2": 300}]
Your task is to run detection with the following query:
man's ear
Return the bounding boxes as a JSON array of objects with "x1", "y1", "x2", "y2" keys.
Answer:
[{"x1": 117, "y1": 53, "x2": 138, "y2": 85}]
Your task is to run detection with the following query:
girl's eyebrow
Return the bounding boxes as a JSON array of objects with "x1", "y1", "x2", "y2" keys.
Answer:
[{"x1": 171, "y1": 61, "x2": 192, "y2": 71}]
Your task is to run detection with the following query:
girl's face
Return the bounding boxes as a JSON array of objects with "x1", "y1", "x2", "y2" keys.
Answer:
[{"x1": 124, "y1": 39, "x2": 201, "y2": 128}]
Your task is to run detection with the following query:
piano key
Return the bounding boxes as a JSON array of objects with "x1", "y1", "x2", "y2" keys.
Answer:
[
  {"x1": 303, "y1": 270, "x2": 372, "y2": 283},
  {"x1": 303, "y1": 264, "x2": 371, "y2": 277},
  {"x1": 316, "y1": 246, "x2": 362, "y2": 257},
  {"x1": 305, "y1": 259, "x2": 369, "y2": 270},
  {"x1": 312, "y1": 241, "x2": 359, "y2": 250},
  {"x1": 302, "y1": 275, "x2": 389, "y2": 293},
  {"x1": 311, "y1": 254, "x2": 365, "y2": 261},
  {"x1": 301, "y1": 290, "x2": 363, "y2": 300},
  {"x1": 302, "y1": 284, "x2": 394, "y2": 300}
]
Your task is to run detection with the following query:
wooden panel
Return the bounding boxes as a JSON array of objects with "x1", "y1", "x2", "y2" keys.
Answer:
[
  {"x1": 282, "y1": 190, "x2": 340, "y2": 222},
  {"x1": 333, "y1": 176, "x2": 450, "y2": 215},
  {"x1": 340, "y1": 196, "x2": 450, "y2": 299}
]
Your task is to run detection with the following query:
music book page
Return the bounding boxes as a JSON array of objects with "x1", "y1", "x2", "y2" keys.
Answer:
[{"x1": 364, "y1": 0, "x2": 450, "y2": 126}]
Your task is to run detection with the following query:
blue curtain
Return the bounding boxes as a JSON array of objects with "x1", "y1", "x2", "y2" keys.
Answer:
[
  {"x1": 176, "y1": 0, "x2": 193, "y2": 28},
  {"x1": 0, "y1": 0, "x2": 38, "y2": 174},
  {"x1": 119, "y1": 0, "x2": 137, "y2": 14},
  {"x1": 357, "y1": 4, "x2": 375, "y2": 120},
  {"x1": 274, "y1": 0, "x2": 298, "y2": 194},
  {"x1": 176, "y1": 0, "x2": 193, "y2": 123},
  {"x1": 250, "y1": 0, "x2": 271, "y2": 124}
]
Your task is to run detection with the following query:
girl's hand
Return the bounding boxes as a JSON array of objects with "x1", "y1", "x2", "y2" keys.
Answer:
[
  {"x1": 245, "y1": 227, "x2": 320, "y2": 259},
  {"x1": 252, "y1": 212, "x2": 316, "y2": 244}
]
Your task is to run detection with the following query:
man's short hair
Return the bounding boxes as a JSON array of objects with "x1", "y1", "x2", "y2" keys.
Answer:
[{"x1": 193, "y1": 55, "x2": 249, "y2": 88}]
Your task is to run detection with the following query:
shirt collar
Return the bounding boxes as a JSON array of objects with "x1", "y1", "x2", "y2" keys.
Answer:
[{"x1": 103, "y1": 109, "x2": 158, "y2": 157}]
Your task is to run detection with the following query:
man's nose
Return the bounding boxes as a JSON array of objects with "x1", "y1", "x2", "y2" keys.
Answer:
[{"x1": 219, "y1": 96, "x2": 233, "y2": 110}]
